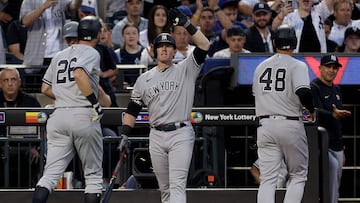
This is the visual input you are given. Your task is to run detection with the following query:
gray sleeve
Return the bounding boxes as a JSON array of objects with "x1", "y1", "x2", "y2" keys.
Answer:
[
  {"x1": 292, "y1": 61, "x2": 310, "y2": 92},
  {"x1": 42, "y1": 60, "x2": 55, "y2": 85},
  {"x1": 182, "y1": 52, "x2": 202, "y2": 81},
  {"x1": 130, "y1": 75, "x2": 145, "y2": 106}
]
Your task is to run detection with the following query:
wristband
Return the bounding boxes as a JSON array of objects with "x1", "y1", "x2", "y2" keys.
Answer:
[
  {"x1": 86, "y1": 92, "x2": 98, "y2": 105},
  {"x1": 214, "y1": 7, "x2": 221, "y2": 13},
  {"x1": 121, "y1": 124, "x2": 132, "y2": 136},
  {"x1": 185, "y1": 23, "x2": 198, "y2": 35}
]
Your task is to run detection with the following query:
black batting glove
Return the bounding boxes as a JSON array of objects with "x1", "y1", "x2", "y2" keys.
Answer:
[
  {"x1": 168, "y1": 8, "x2": 190, "y2": 27},
  {"x1": 91, "y1": 102, "x2": 104, "y2": 121}
]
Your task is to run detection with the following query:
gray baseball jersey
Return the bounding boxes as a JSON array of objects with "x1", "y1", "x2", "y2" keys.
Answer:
[
  {"x1": 253, "y1": 53, "x2": 310, "y2": 203},
  {"x1": 130, "y1": 53, "x2": 201, "y2": 126},
  {"x1": 131, "y1": 52, "x2": 201, "y2": 203},
  {"x1": 37, "y1": 44, "x2": 103, "y2": 194},
  {"x1": 252, "y1": 53, "x2": 310, "y2": 117},
  {"x1": 43, "y1": 44, "x2": 100, "y2": 108}
]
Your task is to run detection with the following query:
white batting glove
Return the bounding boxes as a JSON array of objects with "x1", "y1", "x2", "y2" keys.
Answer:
[{"x1": 91, "y1": 102, "x2": 104, "y2": 121}]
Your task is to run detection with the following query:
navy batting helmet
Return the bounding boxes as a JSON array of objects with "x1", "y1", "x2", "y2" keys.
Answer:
[
  {"x1": 78, "y1": 16, "x2": 101, "y2": 41},
  {"x1": 153, "y1": 33, "x2": 176, "y2": 58},
  {"x1": 274, "y1": 24, "x2": 297, "y2": 50},
  {"x1": 154, "y1": 33, "x2": 176, "y2": 49}
]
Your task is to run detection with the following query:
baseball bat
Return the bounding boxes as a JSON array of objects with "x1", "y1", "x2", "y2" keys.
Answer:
[{"x1": 101, "y1": 148, "x2": 127, "y2": 203}]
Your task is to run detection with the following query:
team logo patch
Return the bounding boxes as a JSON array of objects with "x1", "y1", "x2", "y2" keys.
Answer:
[
  {"x1": 190, "y1": 112, "x2": 203, "y2": 124},
  {"x1": 0, "y1": 112, "x2": 5, "y2": 123},
  {"x1": 26, "y1": 112, "x2": 48, "y2": 124}
]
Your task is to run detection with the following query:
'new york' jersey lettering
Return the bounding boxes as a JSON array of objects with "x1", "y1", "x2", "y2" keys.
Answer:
[
  {"x1": 145, "y1": 81, "x2": 180, "y2": 101},
  {"x1": 131, "y1": 54, "x2": 200, "y2": 126}
]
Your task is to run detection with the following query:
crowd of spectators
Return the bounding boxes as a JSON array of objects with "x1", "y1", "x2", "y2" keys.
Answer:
[{"x1": 0, "y1": 0, "x2": 359, "y2": 93}]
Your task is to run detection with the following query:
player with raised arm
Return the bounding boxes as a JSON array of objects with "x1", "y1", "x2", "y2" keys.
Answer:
[
  {"x1": 118, "y1": 7, "x2": 210, "y2": 203},
  {"x1": 32, "y1": 16, "x2": 104, "y2": 203},
  {"x1": 253, "y1": 24, "x2": 315, "y2": 203}
]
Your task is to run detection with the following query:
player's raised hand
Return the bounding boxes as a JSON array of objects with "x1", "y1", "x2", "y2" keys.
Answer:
[
  {"x1": 168, "y1": 8, "x2": 190, "y2": 27},
  {"x1": 91, "y1": 102, "x2": 104, "y2": 121}
]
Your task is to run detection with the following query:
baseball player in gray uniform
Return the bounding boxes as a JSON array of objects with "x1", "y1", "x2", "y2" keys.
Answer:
[
  {"x1": 32, "y1": 16, "x2": 104, "y2": 203},
  {"x1": 252, "y1": 24, "x2": 315, "y2": 203},
  {"x1": 118, "y1": 8, "x2": 210, "y2": 203}
]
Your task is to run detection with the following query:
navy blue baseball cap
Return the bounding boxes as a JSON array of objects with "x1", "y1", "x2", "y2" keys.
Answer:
[
  {"x1": 320, "y1": 54, "x2": 342, "y2": 68},
  {"x1": 344, "y1": 26, "x2": 360, "y2": 39},
  {"x1": 80, "y1": 5, "x2": 95, "y2": 15},
  {"x1": 227, "y1": 25, "x2": 245, "y2": 37},
  {"x1": 253, "y1": 3, "x2": 271, "y2": 14},
  {"x1": 177, "y1": 5, "x2": 193, "y2": 17},
  {"x1": 219, "y1": 0, "x2": 240, "y2": 9}
]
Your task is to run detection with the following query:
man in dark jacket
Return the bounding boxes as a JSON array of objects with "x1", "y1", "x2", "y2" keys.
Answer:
[
  {"x1": 244, "y1": 3, "x2": 274, "y2": 53},
  {"x1": 0, "y1": 67, "x2": 42, "y2": 188},
  {"x1": 311, "y1": 54, "x2": 351, "y2": 203}
]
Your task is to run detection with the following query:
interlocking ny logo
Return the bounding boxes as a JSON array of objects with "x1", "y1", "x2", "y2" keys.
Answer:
[
  {"x1": 161, "y1": 35, "x2": 167, "y2": 41},
  {"x1": 330, "y1": 55, "x2": 337, "y2": 61}
]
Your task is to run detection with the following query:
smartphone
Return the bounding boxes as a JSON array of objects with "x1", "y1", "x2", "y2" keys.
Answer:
[{"x1": 287, "y1": 0, "x2": 293, "y2": 6}]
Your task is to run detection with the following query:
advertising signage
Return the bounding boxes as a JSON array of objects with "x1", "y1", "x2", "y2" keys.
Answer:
[{"x1": 232, "y1": 54, "x2": 360, "y2": 85}]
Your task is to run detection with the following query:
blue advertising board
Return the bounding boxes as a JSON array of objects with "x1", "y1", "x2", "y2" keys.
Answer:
[{"x1": 231, "y1": 54, "x2": 360, "y2": 85}]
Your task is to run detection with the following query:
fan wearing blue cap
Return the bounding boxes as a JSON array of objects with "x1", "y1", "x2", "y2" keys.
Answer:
[
  {"x1": 213, "y1": 25, "x2": 250, "y2": 57},
  {"x1": 206, "y1": 0, "x2": 249, "y2": 56},
  {"x1": 213, "y1": 0, "x2": 248, "y2": 33}
]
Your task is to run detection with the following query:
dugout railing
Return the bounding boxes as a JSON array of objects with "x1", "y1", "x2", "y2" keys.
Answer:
[{"x1": 0, "y1": 107, "x2": 331, "y2": 202}]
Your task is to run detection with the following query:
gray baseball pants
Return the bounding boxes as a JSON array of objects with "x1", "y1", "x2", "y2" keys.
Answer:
[
  {"x1": 36, "y1": 108, "x2": 103, "y2": 194},
  {"x1": 149, "y1": 125, "x2": 195, "y2": 203},
  {"x1": 257, "y1": 119, "x2": 308, "y2": 203}
]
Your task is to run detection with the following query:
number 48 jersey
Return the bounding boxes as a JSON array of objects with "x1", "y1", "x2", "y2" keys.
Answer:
[
  {"x1": 42, "y1": 44, "x2": 101, "y2": 108},
  {"x1": 252, "y1": 53, "x2": 311, "y2": 117}
]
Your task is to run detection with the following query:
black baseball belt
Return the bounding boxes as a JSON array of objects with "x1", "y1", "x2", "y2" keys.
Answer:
[
  {"x1": 258, "y1": 115, "x2": 300, "y2": 121},
  {"x1": 153, "y1": 122, "x2": 189, "y2": 132}
]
